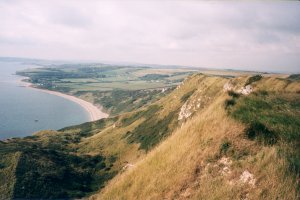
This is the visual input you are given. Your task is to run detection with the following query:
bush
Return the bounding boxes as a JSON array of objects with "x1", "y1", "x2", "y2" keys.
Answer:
[
  {"x1": 288, "y1": 74, "x2": 300, "y2": 81},
  {"x1": 258, "y1": 90, "x2": 268, "y2": 96},
  {"x1": 225, "y1": 99, "x2": 236, "y2": 108},
  {"x1": 228, "y1": 91, "x2": 240, "y2": 98},
  {"x1": 245, "y1": 75, "x2": 262, "y2": 86},
  {"x1": 245, "y1": 122, "x2": 278, "y2": 145}
]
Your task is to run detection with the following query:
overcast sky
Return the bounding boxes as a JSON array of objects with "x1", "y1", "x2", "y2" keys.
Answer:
[{"x1": 0, "y1": 1, "x2": 299, "y2": 72}]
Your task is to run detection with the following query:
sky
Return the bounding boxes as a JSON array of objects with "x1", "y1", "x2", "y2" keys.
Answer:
[{"x1": 0, "y1": 1, "x2": 299, "y2": 72}]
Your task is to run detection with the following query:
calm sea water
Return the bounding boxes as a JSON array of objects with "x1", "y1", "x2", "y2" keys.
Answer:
[{"x1": 0, "y1": 61, "x2": 90, "y2": 140}]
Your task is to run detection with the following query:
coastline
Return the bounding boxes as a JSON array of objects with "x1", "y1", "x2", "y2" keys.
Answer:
[{"x1": 19, "y1": 79, "x2": 108, "y2": 121}]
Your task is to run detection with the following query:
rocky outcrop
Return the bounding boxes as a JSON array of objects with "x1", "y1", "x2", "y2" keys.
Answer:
[{"x1": 223, "y1": 82, "x2": 253, "y2": 95}]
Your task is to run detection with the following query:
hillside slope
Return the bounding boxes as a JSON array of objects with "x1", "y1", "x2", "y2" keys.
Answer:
[
  {"x1": 92, "y1": 75, "x2": 300, "y2": 200},
  {"x1": 1, "y1": 74, "x2": 299, "y2": 199},
  {"x1": 0, "y1": 74, "x2": 201, "y2": 199}
]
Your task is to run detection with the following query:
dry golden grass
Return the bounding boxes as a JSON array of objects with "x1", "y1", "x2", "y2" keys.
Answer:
[
  {"x1": 76, "y1": 74, "x2": 217, "y2": 168},
  {"x1": 90, "y1": 75, "x2": 299, "y2": 200},
  {"x1": 256, "y1": 76, "x2": 300, "y2": 92}
]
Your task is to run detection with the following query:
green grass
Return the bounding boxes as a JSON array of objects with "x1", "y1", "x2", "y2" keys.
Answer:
[
  {"x1": 0, "y1": 122, "x2": 119, "y2": 199},
  {"x1": 229, "y1": 91, "x2": 300, "y2": 175},
  {"x1": 121, "y1": 105, "x2": 160, "y2": 127},
  {"x1": 59, "y1": 117, "x2": 118, "y2": 138},
  {"x1": 140, "y1": 74, "x2": 169, "y2": 80},
  {"x1": 125, "y1": 108, "x2": 178, "y2": 151},
  {"x1": 0, "y1": 152, "x2": 20, "y2": 200},
  {"x1": 288, "y1": 74, "x2": 300, "y2": 81},
  {"x1": 89, "y1": 89, "x2": 172, "y2": 115},
  {"x1": 224, "y1": 91, "x2": 240, "y2": 108},
  {"x1": 0, "y1": 142, "x2": 117, "y2": 199},
  {"x1": 180, "y1": 89, "x2": 196, "y2": 102},
  {"x1": 219, "y1": 139, "x2": 231, "y2": 155},
  {"x1": 17, "y1": 65, "x2": 191, "y2": 93}
]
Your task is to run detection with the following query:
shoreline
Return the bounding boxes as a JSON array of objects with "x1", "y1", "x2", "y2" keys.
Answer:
[{"x1": 19, "y1": 79, "x2": 108, "y2": 121}]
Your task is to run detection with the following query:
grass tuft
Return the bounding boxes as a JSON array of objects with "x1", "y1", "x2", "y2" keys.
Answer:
[
  {"x1": 219, "y1": 139, "x2": 231, "y2": 155},
  {"x1": 245, "y1": 122, "x2": 278, "y2": 145}
]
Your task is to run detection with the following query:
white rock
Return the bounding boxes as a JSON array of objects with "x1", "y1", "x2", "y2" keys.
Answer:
[
  {"x1": 219, "y1": 157, "x2": 232, "y2": 166},
  {"x1": 221, "y1": 166, "x2": 231, "y2": 175},
  {"x1": 178, "y1": 102, "x2": 192, "y2": 120},
  {"x1": 223, "y1": 83, "x2": 233, "y2": 92},
  {"x1": 239, "y1": 170, "x2": 256, "y2": 186},
  {"x1": 122, "y1": 163, "x2": 134, "y2": 171},
  {"x1": 219, "y1": 157, "x2": 233, "y2": 176},
  {"x1": 238, "y1": 85, "x2": 253, "y2": 95}
]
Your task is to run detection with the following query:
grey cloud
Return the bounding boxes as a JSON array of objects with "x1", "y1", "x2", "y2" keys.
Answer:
[
  {"x1": 0, "y1": 1, "x2": 299, "y2": 73},
  {"x1": 48, "y1": 5, "x2": 93, "y2": 28}
]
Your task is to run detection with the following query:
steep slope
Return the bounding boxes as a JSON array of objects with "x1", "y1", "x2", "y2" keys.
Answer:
[
  {"x1": 1, "y1": 74, "x2": 298, "y2": 199},
  {"x1": 92, "y1": 75, "x2": 300, "y2": 199},
  {"x1": 0, "y1": 74, "x2": 200, "y2": 199}
]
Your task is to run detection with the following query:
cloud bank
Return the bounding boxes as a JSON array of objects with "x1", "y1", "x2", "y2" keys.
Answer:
[{"x1": 0, "y1": 1, "x2": 299, "y2": 72}]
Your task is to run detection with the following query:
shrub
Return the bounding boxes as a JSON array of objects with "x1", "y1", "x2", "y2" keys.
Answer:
[
  {"x1": 228, "y1": 91, "x2": 240, "y2": 98},
  {"x1": 245, "y1": 74, "x2": 262, "y2": 86},
  {"x1": 245, "y1": 122, "x2": 278, "y2": 145},
  {"x1": 224, "y1": 98, "x2": 236, "y2": 108},
  {"x1": 288, "y1": 74, "x2": 300, "y2": 80},
  {"x1": 258, "y1": 90, "x2": 268, "y2": 96}
]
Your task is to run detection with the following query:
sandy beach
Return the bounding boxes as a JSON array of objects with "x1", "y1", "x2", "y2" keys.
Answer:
[{"x1": 19, "y1": 79, "x2": 108, "y2": 121}]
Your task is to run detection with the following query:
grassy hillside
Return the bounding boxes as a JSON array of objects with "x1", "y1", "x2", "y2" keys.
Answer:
[
  {"x1": 1, "y1": 73, "x2": 299, "y2": 199},
  {"x1": 0, "y1": 73, "x2": 203, "y2": 199},
  {"x1": 92, "y1": 75, "x2": 300, "y2": 200}
]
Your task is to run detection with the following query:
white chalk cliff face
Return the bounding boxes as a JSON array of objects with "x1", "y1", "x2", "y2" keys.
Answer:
[
  {"x1": 179, "y1": 78, "x2": 256, "y2": 121},
  {"x1": 238, "y1": 85, "x2": 253, "y2": 95},
  {"x1": 223, "y1": 82, "x2": 253, "y2": 95},
  {"x1": 223, "y1": 82, "x2": 234, "y2": 92},
  {"x1": 178, "y1": 92, "x2": 212, "y2": 121},
  {"x1": 178, "y1": 102, "x2": 192, "y2": 120},
  {"x1": 178, "y1": 96, "x2": 205, "y2": 121}
]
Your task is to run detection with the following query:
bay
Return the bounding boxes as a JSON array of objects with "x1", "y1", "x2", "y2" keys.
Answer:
[{"x1": 0, "y1": 61, "x2": 90, "y2": 140}]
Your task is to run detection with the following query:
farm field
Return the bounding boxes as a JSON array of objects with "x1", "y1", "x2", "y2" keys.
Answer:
[{"x1": 17, "y1": 65, "x2": 196, "y2": 115}]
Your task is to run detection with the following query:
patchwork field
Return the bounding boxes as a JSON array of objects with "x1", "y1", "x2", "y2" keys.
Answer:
[
  {"x1": 17, "y1": 64, "x2": 272, "y2": 116},
  {"x1": 17, "y1": 64, "x2": 201, "y2": 115}
]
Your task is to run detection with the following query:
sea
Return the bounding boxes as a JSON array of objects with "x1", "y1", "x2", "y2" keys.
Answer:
[{"x1": 0, "y1": 61, "x2": 90, "y2": 140}]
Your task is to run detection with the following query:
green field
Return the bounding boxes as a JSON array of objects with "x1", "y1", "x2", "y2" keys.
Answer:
[
  {"x1": 17, "y1": 65, "x2": 196, "y2": 115},
  {"x1": 17, "y1": 65, "x2": 195, "y2": 91}
]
